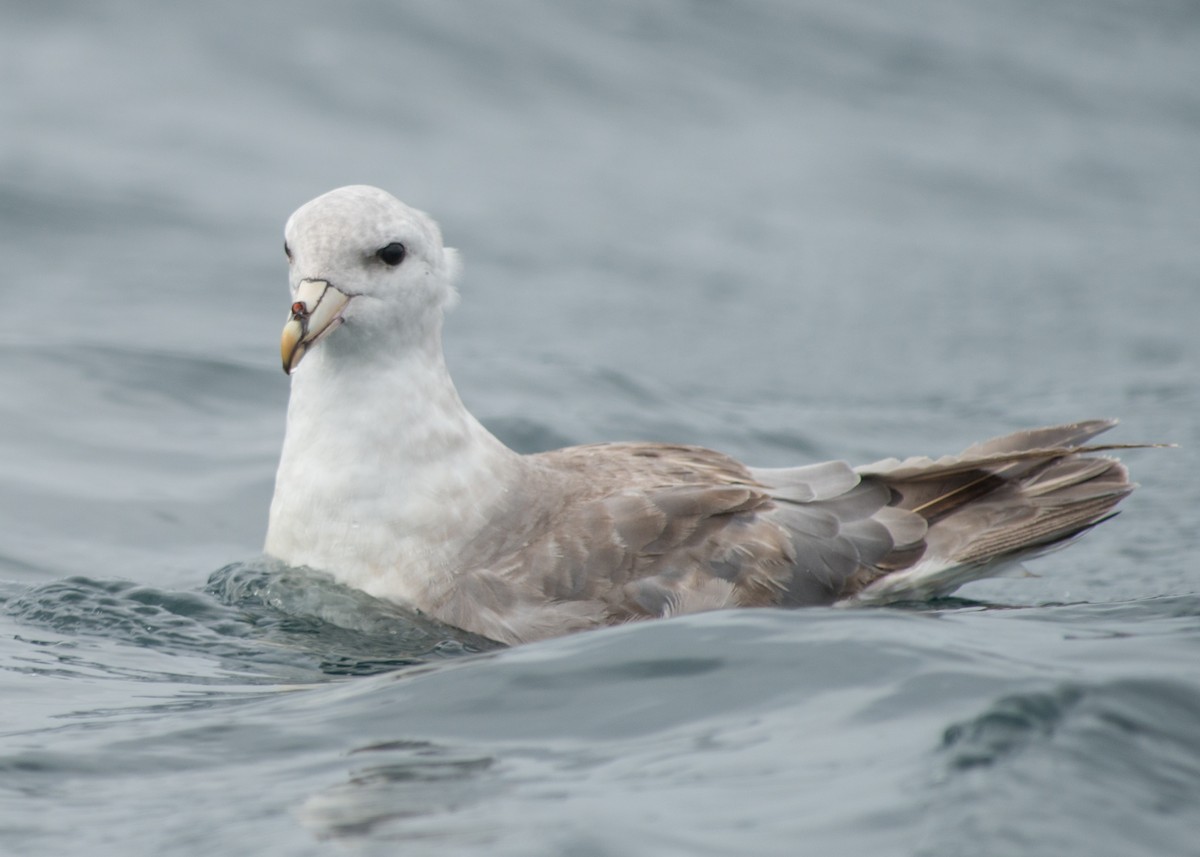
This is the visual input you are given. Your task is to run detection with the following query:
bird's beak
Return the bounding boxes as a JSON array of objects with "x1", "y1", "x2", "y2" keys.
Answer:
[{"x1": 281, "y1": 279, "x2": 353, "y2": 374}]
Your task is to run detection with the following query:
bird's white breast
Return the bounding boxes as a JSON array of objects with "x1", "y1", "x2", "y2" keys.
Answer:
[{"x1": 264, "y1": 343, "x2": 522, "y2": 610}]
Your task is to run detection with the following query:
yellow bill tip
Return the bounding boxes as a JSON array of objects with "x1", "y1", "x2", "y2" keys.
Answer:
[{"x1": 281, "y1": 317, "x2": 306, "y2": 374}]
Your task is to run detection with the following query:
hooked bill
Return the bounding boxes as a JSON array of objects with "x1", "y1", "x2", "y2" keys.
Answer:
[{"x1": 281, "y1": 279, "x2": 352, "y2": 374}]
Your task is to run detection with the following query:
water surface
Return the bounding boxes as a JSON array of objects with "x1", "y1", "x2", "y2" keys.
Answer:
[{"x1": 3, "y1": 2, "x2": 1198, "y2": 855}]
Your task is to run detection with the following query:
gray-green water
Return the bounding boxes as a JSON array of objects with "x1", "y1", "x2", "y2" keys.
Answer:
[{"x1": 3, "y1": 2, "x2": 1198, "y2": 855}]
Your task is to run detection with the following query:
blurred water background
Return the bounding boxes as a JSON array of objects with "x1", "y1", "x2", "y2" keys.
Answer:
[{"x1": 2, "y1": 1, "x2": 1199, "y2": 855}]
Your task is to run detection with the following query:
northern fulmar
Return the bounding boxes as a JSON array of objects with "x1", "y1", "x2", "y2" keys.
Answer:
[{"x1": 265, "y1": 185, "x2": 1142, "y2": 645}]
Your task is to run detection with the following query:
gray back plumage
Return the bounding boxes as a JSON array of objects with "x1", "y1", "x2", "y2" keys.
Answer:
[{"x1": 423, "y1": 421, "x2": 1141, "y2": 644}]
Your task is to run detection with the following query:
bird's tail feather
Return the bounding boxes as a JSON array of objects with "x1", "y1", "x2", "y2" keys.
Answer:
[{"x1": 843, "y1": 420, "x2": 1152, "y2": 604}]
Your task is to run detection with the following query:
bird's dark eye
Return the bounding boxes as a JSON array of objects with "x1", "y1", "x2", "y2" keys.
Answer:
[
  {"x1": 284, "y1": 242, "x2": 292, "y2": 261},
  {"x1": 376, "y1": 242, "x2": 406, "y2": 266}
]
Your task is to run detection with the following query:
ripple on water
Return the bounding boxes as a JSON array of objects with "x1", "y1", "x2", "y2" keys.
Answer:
[
  {"x1": 2, "y1": 559, "x2": 499, "y2": 685},
  {"x1": 925, "y1": 677, "x2": 1200, "y2": 856}
]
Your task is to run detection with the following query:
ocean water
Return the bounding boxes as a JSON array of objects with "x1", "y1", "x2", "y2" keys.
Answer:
[{"x1": 3, "y1": 1, "x2": 1199, "y2": 855}]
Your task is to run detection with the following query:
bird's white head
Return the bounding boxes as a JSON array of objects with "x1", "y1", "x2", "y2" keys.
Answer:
[{"x1": 280, "y1": 185, "x2": 461, "y2": 374}]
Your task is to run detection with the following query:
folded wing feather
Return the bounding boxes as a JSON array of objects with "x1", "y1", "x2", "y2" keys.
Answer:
[{"x1": 421, "y1": 424, "x2": 1140, "y2": 644}]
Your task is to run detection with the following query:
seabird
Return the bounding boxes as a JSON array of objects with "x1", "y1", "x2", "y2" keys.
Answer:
[{"x1": 265, "y1": 185, "x2": 1140, "y2": 645}]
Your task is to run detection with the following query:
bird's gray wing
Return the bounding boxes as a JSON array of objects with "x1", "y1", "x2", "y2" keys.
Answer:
[
  {"x1": 846, "y1": 420, "x2": 1139, "y2": 601},
  {"x1": 426, "y1": 425, "x2": 1144, "y2": 643},
  {"x1": 431, "y1": 445, "x2": 923, "y2": 643}
]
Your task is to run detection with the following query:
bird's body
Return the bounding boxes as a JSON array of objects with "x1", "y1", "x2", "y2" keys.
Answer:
[{"x1": 265, "y1": 185, "x2": 1140, "y2": 645}]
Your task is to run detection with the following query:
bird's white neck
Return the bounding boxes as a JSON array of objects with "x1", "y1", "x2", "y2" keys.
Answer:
[{"x1": 264, "y1": 325, "x2": 522, "y2": 607}]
